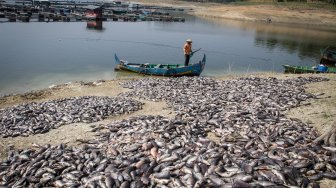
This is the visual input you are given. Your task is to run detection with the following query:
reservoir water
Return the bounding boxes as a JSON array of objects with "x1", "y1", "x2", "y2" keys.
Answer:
[{"x1": 1, "y1": 16, "x2": 336, "y2": 95}]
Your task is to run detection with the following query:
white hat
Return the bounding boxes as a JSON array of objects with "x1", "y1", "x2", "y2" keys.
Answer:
[{"x1": 186, "y1": 39, "x2": 192, "y2": 43}]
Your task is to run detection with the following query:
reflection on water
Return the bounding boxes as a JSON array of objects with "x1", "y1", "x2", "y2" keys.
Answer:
[
  {"x1": 253, "y1": 25, "x2": 336, "y2": 61},
  {"x1": 201, "y1": 17, "x2": 336, "y2": 63},
  {"x1": 1, "y1": 16, "x2": 336, "y2": 95},
  {"x1": 86, "y1": 21, "x2": 104, "y2": 31}
]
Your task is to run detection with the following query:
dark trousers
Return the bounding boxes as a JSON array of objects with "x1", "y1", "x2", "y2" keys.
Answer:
[{"x1": 184, "y1": 54, "x2": 190, "y2": 66}]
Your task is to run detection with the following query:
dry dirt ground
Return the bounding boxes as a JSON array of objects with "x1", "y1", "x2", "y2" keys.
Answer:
[
  {"x1": 136, "y1": 0, "x2": 336, "y2": 28},
  {"x1": 192, "y1": 4, "x2": 336, "y2": 28},
  {"x1": 0, "y1": 74, "x2": 335, "y2": 187}
]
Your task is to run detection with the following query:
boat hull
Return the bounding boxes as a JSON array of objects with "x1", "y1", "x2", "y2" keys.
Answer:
[
  {"x1": 320, "y1": 46, "x2": 336, "y2": 67},
  {"x1": 114, "y1": 54, "x2": 206, "y2": 77},
  {"x1": 282, "y1": 65, "x2": 336, "y2": 74}
]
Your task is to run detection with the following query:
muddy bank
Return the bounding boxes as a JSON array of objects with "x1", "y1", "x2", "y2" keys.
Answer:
[
  {"x1": 192, "y1": 4, "x2": 336, "y2": 28},
  {"x1": 136, "y1": 0, "x2": 336, "y2": 28}
]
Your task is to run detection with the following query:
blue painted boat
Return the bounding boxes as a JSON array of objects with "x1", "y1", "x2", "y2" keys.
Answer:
[
  {"x1": 282, "y1": 64, "x2": 336, "y2": 74},
  {"x1": 114, "y1": 54, "x2": 206, "y2": 76}
]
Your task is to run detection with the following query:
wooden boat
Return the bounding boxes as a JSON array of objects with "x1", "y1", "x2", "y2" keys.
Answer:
[
  {"x1": 320, "y1": 46, "x2": 336, "y2": 66},
  {"x1": 114, "y1": 54, "x2": 206, "y2": 76},
  {"x1": 112, "y1": 9, "x2": 127, "y2": 15},
  {"x1": 282, "y1": 64, "x2": 336, "y2": 74}
]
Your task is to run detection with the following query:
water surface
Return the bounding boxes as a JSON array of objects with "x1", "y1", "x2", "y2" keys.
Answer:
[{"x1": 0, "y1": 16, "x2": 336, "y2": 95}]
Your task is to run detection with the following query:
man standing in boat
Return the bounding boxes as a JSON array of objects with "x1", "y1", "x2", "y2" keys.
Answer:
[{"x1": 184, "y1": 39, "x2": 193, "y2": 66}]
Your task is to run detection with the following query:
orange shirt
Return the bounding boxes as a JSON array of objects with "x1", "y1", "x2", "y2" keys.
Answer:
[{"x1": 184, "y1": 43, "x2": 192, "y2": 55}]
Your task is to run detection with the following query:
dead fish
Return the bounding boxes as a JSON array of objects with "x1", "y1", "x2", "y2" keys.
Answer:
[
  {"x1": 1, "y1": 77, "x2": 332, "y2": 188},
  {"x1": 159, "y1": 154, "x2": 179, "y2": 163},
  {"x1": 251, "y1": 180, "x2": 277, "y2": 187},
  {"x1": 308, "y1": 173, "x2": 323, "y2": 181},
  {"x1": 142, "y1": 142, "x2": 153, "y2": 151},
  {"x1": 233, "y1": 179, "x2": 253, "y2": 188},
  {"x1": 240, "y1": 162, "x2": 253, "y2": 174},
  {"x1": 0, "y1": 96, "x2": 143, "y2": 137},
  {"x1": 152, "y1": 171, "x2": 171, "y2": 179},
  {"x1": 120, "y1": 181, "x2": 130, "y2": 188},
  {"x1": 104, "y1": 176, "x2": 114, "y2": 188},
  {"x1": 323, "y1": 172, "x2": 336, "y2": 180},
  {"x1": 150, "y1": 147, "x2": 158, "y2": 159},
  {"x1": 140, "y1": 175, "x2": 150, "y2": 185},
  {"x1": 152, "y1": 178, "x2": 170, "y2": 185},
  {"x1": 322, "y1": 146, "x2": 336, "y2": 152},
  {"x1": 172, "y1": 178, "x2": 184, "y2": 187},
  {"x1": 207, "y1": 175, "x2": 224, "y2": 186}
]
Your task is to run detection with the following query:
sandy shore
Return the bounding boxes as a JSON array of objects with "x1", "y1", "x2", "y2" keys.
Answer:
[
  {"x1": 136, "y1": 0, "x2": 336, "y2": 28},
  {"x1": 0, "y1": 73, "x2": 335, "y2": 187}
]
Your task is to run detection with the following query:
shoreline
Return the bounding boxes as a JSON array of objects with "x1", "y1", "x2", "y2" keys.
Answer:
[
  {"x1": 0, "y1": 73, "x2": 335, "y2": 187},
  {"x1": 192, "y1": 4, "x2": 336, "y2": 29},
  {"x1": 136, "y1": 0, "x2": 336, "y2": 29},
  {"x1": 1, "y1": 73, "x2": 335, "y2": 133}
]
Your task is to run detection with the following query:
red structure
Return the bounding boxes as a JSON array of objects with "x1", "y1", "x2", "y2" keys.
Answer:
[{"x1": 85, "y1": 5, "x2": 102, "y2": 20}]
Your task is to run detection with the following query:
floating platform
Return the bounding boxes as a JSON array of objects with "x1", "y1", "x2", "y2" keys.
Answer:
[{"x1": 0, "y1": 1, "x2": 186, "y2": 23}]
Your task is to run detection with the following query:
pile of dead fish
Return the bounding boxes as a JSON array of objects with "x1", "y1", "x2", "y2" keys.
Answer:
[
  {"x1": 94, "y1": 115, "x2": 335, "y2": 188},
  {"x1": 1, "y1": 76, "x2": 335, "y2": 187},
  {"x1": 0, "y1": 96, "x2": 143, "y2": 138},
  {"x1": 0, "y1": 144, "x2": 116, "y2": 187},
  {"x1": 120, "y1": 77, "x2": 329, "y2": 123},
  {"x1": 120, "y1": 77, "x2": 326, "y2": 111},
  {"x1": 2, "y1": 115, "x2": 334, "y2": 187}
]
